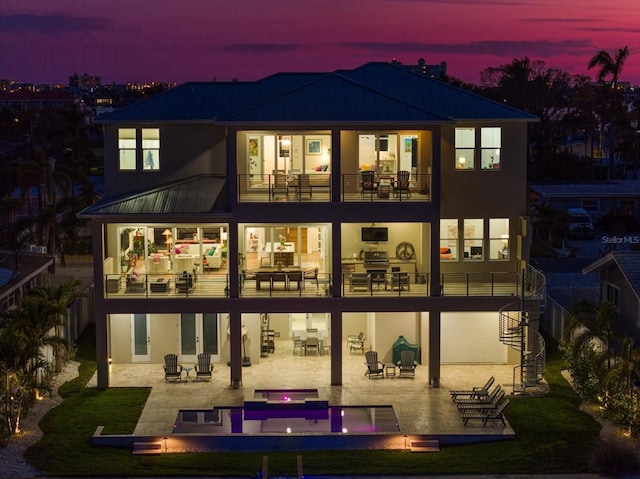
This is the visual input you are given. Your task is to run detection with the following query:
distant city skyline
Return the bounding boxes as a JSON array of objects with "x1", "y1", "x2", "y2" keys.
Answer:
[{"x1": 2, "y1": 0, "x2": 639, "y2": 86}]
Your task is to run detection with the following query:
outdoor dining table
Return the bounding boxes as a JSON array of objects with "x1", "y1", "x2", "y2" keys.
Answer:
[{"x1": 255, "y1": 267, "x2": 303, "y2": 290}]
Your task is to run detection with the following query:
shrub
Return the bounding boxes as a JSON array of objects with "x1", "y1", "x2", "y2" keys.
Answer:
[
  {"x1": 589, "y1": 433, "x2": 640, "y2": 476},
  {"x1": 560, "y1": 339, "x2": 607, "y2": 401}
]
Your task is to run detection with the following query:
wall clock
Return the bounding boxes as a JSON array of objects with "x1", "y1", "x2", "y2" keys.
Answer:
[{"x1": 396, "y1": 242, "x2": 415, "y2": 260}]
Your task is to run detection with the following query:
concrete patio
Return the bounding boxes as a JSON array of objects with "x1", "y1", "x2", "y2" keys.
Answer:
[{"x1": 87, "y1": 338, "x2": 543, "y2": 452}]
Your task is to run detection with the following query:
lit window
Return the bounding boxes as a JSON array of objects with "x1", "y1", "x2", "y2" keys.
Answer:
[
  {"x1": 455, "y1": 128, "x2": 475, "y2": 170},
  {"x1": 142, "y1": 128, "x2": 160, "y2": 170},
  {"x1": 463, "y1": 219, "x2": 483, "y2": 260},
  {"x1": 489, "y1": 218, "x2": 509, "y2": 260},
  {"x1": 481, "y1": 127, "x2": 501, "y2": 170},
  {"x1": 118, "y1": 128, "x2": 136, "y2": 170},
  {"x1": 440, "y1": 219, "x2": 458, "y2": 261}
]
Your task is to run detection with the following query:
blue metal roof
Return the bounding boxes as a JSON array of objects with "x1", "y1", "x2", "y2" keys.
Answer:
[
  {"x1": 78, "y1": 175, "x2": 227, "y2": 217},
  {"x1": 340, "y1": 63, "x2": 538, "y2": 121},
  {"x1": 583, "y1": 251, "x2": 640, "y2": 299},
  {"x1": 98, "y1": 62, "x2": 537, "y2": 124}
]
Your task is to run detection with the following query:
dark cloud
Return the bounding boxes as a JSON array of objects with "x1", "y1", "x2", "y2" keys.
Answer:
[
  {"x1": 379, "y1": 0, "x2": 519, "y2": 4},
  {"x1": 224, "y1": 43, "x2": 301, "y2": 53},
  {"x1": 0, "y1": 13, "x2": 107, "y2": 34},
  {"x1": 341, "y1": 39, "x2": 594, "y2": 57},
  {"x1": 574, "y1": 26, "x2": 640, "y2": 33},
  {"x1": 521, "y1": 17, "x2": 603, "y2": 23}
]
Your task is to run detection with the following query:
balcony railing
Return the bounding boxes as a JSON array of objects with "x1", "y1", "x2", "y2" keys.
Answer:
[
  {"x1": 237, "y1": 173, "x2": 432, "y2": 203},
  {"x1": 340, "y1": 173, "x2": 431, "y2": 202},
  {"x1": 104, "y1": 270, "x2": 518, "y2": 299},
  {"x1": 341, "y1": 271, "x2": 516, "y2": 297}
]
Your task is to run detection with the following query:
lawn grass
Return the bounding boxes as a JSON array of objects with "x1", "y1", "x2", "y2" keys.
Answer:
[{"x1": 25, "y1": 332, "x2": 603, "y2": 476}]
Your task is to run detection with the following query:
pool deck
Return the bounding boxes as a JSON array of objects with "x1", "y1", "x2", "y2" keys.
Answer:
[{"x1": 89, "y1": 339, "x2": 547, "y2": 452}]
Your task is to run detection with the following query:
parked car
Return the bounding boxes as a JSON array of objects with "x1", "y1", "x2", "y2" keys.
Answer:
[{"x1": 567, "y1": 208, "x2": 594, "y2": 239}]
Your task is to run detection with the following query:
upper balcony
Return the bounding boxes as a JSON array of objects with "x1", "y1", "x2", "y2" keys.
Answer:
[{"x1": 237, "y1": 173, "x2": 432, "y2": 203}]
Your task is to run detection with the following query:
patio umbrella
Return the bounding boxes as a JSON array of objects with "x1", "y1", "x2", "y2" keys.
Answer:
[{"x1": 226, "y1": 322, "x2": 251, "y2": 367}]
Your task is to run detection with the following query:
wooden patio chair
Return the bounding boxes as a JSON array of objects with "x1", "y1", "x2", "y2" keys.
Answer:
[
  {"x1": 360, "y1": 170, "x2": 378, "y2": 197},
  {"x1": 393, "y1": 170, "x2": 411, "y2": 198},
  {"x1": 194, "y1": 353, "x2": 213, "y2": 382},
  {"x1": 163, "y1": 353, "x2": 182, "y2": 382},
  {"x1": 396, "y1": 349, "x2": 417, "y2": 378},
  {"x1": 348, "y1": 331, "x2": 365, "y2": 354},
  {"x1": 365, "y1": 350, "x2": 385, "y2": 379}
]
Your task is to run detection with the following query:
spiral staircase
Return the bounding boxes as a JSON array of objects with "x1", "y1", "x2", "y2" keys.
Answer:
[{"x1": 499, "y1": 264, "x2": 546, "y2": 395}]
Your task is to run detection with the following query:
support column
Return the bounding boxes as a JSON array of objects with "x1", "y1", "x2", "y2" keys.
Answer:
[
  {"x1": 93, "y1": 221, "x2": 109, "y2": 389},
  {"x1": 428, "y1": 310, "x2": 441, "y2": 387},
  {"x1": 330, "y1": 310, "x2": 343, "y2": 385}
]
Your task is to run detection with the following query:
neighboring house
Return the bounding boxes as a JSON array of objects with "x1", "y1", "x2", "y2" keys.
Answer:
[
  {"x1": 529, "y1": 181, "x2": 640, "y2": 225},
  {"x1": 79, "y1": 62, "x2": 541, "y2": 390},
  {"x1": 0, "y1": 90, "x2": 81, "y2": 111},
  {"x1": 583, "y1": 251, "x2": 640, "y2": 344},
  {"x1": 0, "y1": 250, "x2": 53, "y2": 313}
]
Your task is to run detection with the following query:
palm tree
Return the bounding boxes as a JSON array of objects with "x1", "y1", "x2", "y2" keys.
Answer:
[
  {"x1": 0, "y1": 280, "x2": 81, "y2": 443},
  {"x1": 588, "y1": 46, "x2": 630, "y2": 179},
  {"x1": 588, "y1": 46, "x2": 629, "y2": 89},
  {"x1": 26, "y1": 280, "x2": 84, "y2": 372}
]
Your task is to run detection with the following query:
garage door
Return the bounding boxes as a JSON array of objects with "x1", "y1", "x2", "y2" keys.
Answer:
[{"x1": 441, "y1": 312, "x2": 507, "y2": 363}]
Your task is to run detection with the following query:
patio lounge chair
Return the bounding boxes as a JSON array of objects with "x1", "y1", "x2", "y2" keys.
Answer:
[
  {"x1": 194, "y1": 353, "x2": 213, "y2": 382},
  {"x1": 456, "y1": 386, "x2": 505, "y2": 412},
  {"x1": 396, "y1": 349, "x2": 417, "y2": 378},
  {"x1": 449, "y1": 376, "x2": 495, "y2": 401},
  {"x1": 348, "y1": 331, "x2": 365, "y2": 354},
  {"x1": 460, "y1": 398, "x2": 509, "y2": 426},
  {"x1": 365, "y1": 350, "x2": 385, "y2": 379},
  {"x1": 163, "y1": 353, "x2": 182, "y2": 382}
]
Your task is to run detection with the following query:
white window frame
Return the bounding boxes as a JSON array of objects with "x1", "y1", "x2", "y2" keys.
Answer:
[
  {"x1": 440, "y1": 219, "x2": 458, "y2": 261},
  {"x1": 118, "y1": 128, "x2": 137, "y2": 170},
  {"x1": 455, "y1": 128, "x2": 475, "y2": 170},
  {"x1": 463, "y1": 218, "x2": 484, "y2": 260},
  {"x1": 142, "y1": 128, "x2": 160, "y2": 170},
  {"x1": 480, "y1": 127, "x2": 501, "y2": 170},
  {"x1": 489, "y1": 218, "x2": 509, "y2": 260}
]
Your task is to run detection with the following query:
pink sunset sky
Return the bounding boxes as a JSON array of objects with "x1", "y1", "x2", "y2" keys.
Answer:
[{"x1": 2, "y1": 0, "x2": 639, "y2": 86}]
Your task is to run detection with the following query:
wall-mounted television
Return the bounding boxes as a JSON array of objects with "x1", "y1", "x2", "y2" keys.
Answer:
[{"x1": 362, "y1": 227, "x2": 388, "y2": 242}]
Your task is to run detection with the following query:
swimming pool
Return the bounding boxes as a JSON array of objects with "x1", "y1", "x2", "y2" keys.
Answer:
[
  {"x1": 173, "y1": 389, "x2": 398, "y2": 435},
  {"x1": 173, "y1": 405, "x2": 399, "y2": 434}
]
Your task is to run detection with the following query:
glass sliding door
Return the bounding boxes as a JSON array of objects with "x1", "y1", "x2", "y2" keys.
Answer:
[
  {"x1": 358, "y1": 133, "x2": 398, "y2": 175},
  {"x1": 131, "y1": 313, "x2": 150, "y2": 362},
  {"x1": 180, "y1": 313, "x2": 221, "y2": 363}
]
